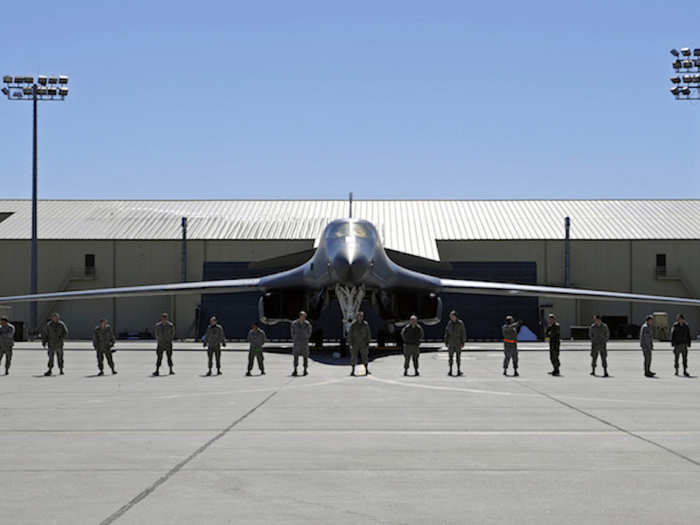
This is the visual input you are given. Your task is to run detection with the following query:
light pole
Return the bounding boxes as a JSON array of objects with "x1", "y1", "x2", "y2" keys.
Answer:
[
  {"x1": 669, "y1": 48, "x2": 700, "y2": 99},
  {"x1": 2, "y1": 75, "x2": 69, "y2": 334}
]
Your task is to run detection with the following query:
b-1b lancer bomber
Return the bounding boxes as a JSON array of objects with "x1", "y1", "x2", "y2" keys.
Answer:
[{"x1": 1, "y1": 218, "x2": 699, "y2": 329}]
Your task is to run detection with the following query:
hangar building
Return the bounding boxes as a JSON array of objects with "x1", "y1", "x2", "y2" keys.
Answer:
[{"x1": 0, "y1": 199, "x2": 698, "y2": 341}]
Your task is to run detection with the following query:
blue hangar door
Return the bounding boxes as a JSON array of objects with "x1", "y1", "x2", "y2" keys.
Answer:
[
  {"x1": 429, "y1": 262, "x2": 539, "y2": 341},
  {"x1": 199, "y1": 260, "x2": 539, "y2": 341}
]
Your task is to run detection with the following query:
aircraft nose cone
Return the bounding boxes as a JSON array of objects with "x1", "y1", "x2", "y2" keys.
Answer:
[{"x1": 334, "y1": 253, "x2": 370, "y2": 284}]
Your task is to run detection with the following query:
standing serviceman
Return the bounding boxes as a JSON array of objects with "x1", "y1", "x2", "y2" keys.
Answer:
[
  {"x1": 290, "y1": 311, "x2": 312, "y2": 376},
  {"x1": 545, "y1": 314, "x2": 561, "y2": 376},
  {"x1": 589, "y1": 315, "x2": 610, "y2": 377},
  {"x1": 349, "y1": 311, "x2": 371, "y2": 376},
  {"x1": 203, "y1": 316, "x2": 226, "y2": 376},
  {"x1": 0, "y1": 316, "x2": 15, "y2": 375},
  {"x1": 444, "y1": 310, "x2": 466, "y2": 376},
  {"x1": 401, "y1": 315, "x2": 424, "y2": 376},
  {"x1": 640, "y1": 315, "x2": 656, "y2": 378},
  {"x1": 502, "y1": 315, "x2": 522, "y2": 377},
  {"x1": 42, "y1": 313, "x2": 68, "y2": 376},
  {"x1": 92, "y1": 319, "x2": 117, "y2": 376},
  {"x1": 153, "y1": 313, "x2": 175, "y2": 376},
  {"x1": 246, "y1": 322, "x2": 266, "y2": 376},
  {"x1": 670, "y1": 314, "x2": 691, "y2": 377}
]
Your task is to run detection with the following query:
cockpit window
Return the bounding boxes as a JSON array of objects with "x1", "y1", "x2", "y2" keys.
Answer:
[
  {"x1": 328, "y1": 222, "x2": 370, "y2": 238},
  {"x1": 352, "y1": 224, "x2": 368, "y2": 238},
  {"x1": 331, "y1": 223, "x2": 349, "y2": 237}
]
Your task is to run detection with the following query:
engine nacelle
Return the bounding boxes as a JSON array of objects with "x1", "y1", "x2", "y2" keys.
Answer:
[
  {"x1": 258, "y1": 290, "x2": 327, "y2": 325},
  {"x1": 373, "y1": 290, "x2": 442, "y2": 326}
]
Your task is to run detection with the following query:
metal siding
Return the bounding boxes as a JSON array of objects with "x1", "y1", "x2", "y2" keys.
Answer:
[{"x1": 1, "y1": 200, "x2": 699, "y2": 261}]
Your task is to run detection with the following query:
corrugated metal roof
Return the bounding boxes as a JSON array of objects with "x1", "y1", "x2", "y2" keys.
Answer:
[{"x1": 0, "y1": 200, "x2": 699, "y2": 261}]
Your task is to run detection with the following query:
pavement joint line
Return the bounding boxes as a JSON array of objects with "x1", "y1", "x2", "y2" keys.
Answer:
[
  {"x1": 2, "y1": 467, "x2": 698, "y2": 474},
  {"x1": 5, "y1": 428, "x2": 700, "y2": 432},
  {"x1": 518, "y1": 382, "x2": 700, "y2": 469},
  {"x1": 98, "y1": 378, "x2": 291, "y2": 525}
]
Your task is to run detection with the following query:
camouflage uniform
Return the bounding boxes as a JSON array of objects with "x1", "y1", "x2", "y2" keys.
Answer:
[
  {"x1": 640, "y1": 322, "x2": 654, "y2": 376},
  {"x1": 349, "y1": 319, "x2": 371, "y2": 369},
  {"x1": 203, "y1": 323, "x2": 226, "y2": 373},
  {"x1": 670, "y1": 320, "x2": 691, "y2": 374},
  {"x1": 154, "y1": 320, "x2": 175, "y2": 373},
  {"x1": 589, "y1": 322, "x2": 610, "y2": 373},
  {"x1": 290, "y1": 319, "x2": 312, "y2": 372},
  {"x1": 247, "y1": 327, "x2": 266, "y2": 374},
  {"x1": 92, "y1": 323, "x2": 116, "y2": 373},
  {"x1": 42, "y1": 320, "x2": 69, "y2": 372},
  {"x1": 444, "y1": 318, "x2": 466, "y2": 374},
  {"x1": 502, "y1": 321, "x2": 522, "y2": 373},
  {"x1": 401, "y1": 323, "x2": 424, "y2": 373},
  {"x1": 0, "y1": 322, "x2": 15, "y2": 373}
]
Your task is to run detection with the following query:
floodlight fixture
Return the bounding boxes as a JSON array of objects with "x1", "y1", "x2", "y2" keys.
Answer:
[
  {"x1": 1, "y1": 72, "x2": 71, "y2": 331},
  {"x1": 682, "y1": 60, "x2": 693, "y2": 68},
  {"x1": 671, "y1": 86, "x2": 681, "y2": 95},
  {"x1": 681, "y1": 86, "x2": 691, "y2": 95},
  {"x1": 673, "y1": 59, "x2": 682, "y2": 69},
  {"x1": 671, "y1": 76, "x2": 681, "y2": 83},
  {"x1": 671, "y1": 49, "x2": 680, "y2": 57},
  {"x1": 695, "y1": 49, "x2": 700, "y2": 56},
  {"x1": 681, "y1": 47, "x2": 691, "y2": 56}
]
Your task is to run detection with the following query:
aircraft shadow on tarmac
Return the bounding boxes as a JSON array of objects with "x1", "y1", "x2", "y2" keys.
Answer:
[{"x1": 262, "y1": 345, "x2": 443, "y2": 366}]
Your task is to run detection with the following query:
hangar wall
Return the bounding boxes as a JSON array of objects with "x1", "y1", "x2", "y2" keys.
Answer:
[
  {"x1": 0, "y1": 238, "x2": 698, "y2": 339},
  {"x1": 438, "y1": 239, "x2": 700, "y2": 337},
  {"x1": 0, "y1": 239, "x2": 312, "y2": 339}
]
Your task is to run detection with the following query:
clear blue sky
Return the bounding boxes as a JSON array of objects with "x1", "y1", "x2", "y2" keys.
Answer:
[{"x1": 2, "y1": 1, "x2": 700, "y2": 200}]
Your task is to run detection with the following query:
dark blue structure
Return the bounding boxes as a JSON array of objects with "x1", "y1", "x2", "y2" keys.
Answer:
[{"x1": 199, "y1": 259, "x2": 538, "y2": 341}]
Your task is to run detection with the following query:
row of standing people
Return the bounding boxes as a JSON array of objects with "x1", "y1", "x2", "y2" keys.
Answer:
[
  {"x1": 543, "y1": 313, "x2": 692, "y2": 378},
  {"x1": 0, "y1": 311, "x2": 692, "y2": 378}
]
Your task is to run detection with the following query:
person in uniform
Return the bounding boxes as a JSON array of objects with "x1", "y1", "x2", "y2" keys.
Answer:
[
  {"x1": 153, "y1": 313, "x2": 175, "y2": 376},
  {"x1": 203, "y1": 316, "x2": 226, "y2": 376},
  {"x1": 502, "y1": 315, "x2": 522, "y2": 377},
  {"x1": 401, "y1": 315, "x2": 424, "y2": 376},
  {"x1": 92, "y1": 319, "x2": 116, "y2": 375},
  {"x1": 670, "y1": 314, "x2": 691, "y2": 377},
  {"x1": 290, "y1": 311, "x2": 312, "y2": 376},
  {"x1": 545, "y1": 314, "x2": 561, "y2": 376},
  {"x1": 349, "y1": 310, "x2": 371, "y2": 376},
  {"x1": 444, "y1": 310, "x2": 466, "y2": 376},
  {"x1": 41, "y1": 313, "x2": 68, "y2": 376},
  {"x1": 588, "y1": 315, "x2": 610, "y2": 377},
  {"x1": 246, "y1": 322, "x2": 266, "y2": 376},
  {"x1": 640, "y1": 315, "x2": 656, "y2": 378},
  {"x1": 0, "y1": 316, "x2": 15, "y2": 375}
]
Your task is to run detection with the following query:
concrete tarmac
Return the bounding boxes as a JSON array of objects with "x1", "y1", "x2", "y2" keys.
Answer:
[{"x1": 1, "y1": 341, "x2": 699, "y2": 524}]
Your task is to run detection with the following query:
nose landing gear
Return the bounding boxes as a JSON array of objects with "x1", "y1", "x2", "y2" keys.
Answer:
[{"x1": 335, "y1": 284, "x2": 366, "y2": 356}]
